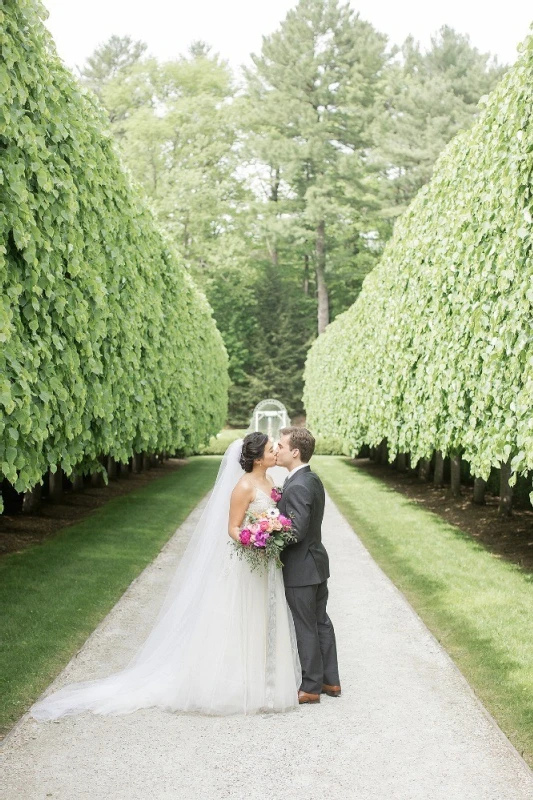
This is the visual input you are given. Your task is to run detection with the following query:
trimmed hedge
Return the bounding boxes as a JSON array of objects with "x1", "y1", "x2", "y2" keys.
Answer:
[
  {"x1": 0, "y1": 0, "x2": 228, "y2": 507},
  {"x1": 304, "y1": 30, "x2": 533, "y2": 494}
]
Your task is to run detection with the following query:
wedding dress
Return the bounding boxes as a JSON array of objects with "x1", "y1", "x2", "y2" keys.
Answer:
[{"x1": 30, "y1": 440, "x2": 301, "y2": 719}]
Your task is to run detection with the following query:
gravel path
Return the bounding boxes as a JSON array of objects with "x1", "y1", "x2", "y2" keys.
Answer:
[{"x1": 1, "y1": 492, "x2": 532, "y2": 800}]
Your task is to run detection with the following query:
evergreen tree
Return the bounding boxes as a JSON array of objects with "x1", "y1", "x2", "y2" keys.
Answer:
[
  {"x1": 79, "y1": 34, "x2": 148, "y2": 95},
  {"x1": 242, "y1": 0, "x2": 389, "y2": 334},
  {"x1": 374, "y1": 26, "x2": 506, "y2": 223}
]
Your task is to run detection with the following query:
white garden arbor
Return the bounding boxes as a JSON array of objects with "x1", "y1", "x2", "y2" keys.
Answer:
[{"x1": 250, "y1": 399, "x2": 289, "y2": 442}]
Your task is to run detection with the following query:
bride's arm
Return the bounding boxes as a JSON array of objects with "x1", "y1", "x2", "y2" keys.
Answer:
[{"x1": 228, "y1": 481, "x2": 254, "y2": 542}]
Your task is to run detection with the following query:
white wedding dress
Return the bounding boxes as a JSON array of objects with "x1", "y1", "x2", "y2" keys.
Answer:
[{"x1": 30, "y1": 440, "x2": 301, "y2": 719}]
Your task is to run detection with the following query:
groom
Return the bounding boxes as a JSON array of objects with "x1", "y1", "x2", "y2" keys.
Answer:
[{"x1": 275, "y1": 427, "x2": 340, "y2": 704}]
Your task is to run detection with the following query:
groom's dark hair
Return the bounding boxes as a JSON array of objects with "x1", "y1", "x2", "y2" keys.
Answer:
[{"x1": 280, "y1": 427, "x2": 315, "y2": 463}]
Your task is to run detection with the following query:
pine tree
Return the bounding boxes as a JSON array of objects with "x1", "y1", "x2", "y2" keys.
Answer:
[
  {"x1": 374, "y1": 26, "x2": 506, "y2": 223},
  {"x1": 242, "y1": 0, "x2": 389, "y2": 334}
]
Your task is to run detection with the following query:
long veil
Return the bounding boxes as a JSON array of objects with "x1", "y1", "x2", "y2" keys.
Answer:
[
  {"x1": 30, "y1": 439, "x2": 257, "y2": 719},
  {"x1": 135, "y1": 438, "x2": 246, "y2": 638}
]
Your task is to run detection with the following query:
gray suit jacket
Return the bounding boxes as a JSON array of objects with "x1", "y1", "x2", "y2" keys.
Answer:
[{"x1": 279, "y1": 465, "x2": 330, "y2": 588}]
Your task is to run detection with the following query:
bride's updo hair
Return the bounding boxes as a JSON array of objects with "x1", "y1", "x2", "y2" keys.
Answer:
[{"x1": 239, "y1": 432, "x2": 269, "y2": 472}]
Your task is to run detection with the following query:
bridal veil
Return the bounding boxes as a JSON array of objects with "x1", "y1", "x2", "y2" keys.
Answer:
[{"x1": 30, "y1": 439, "x2": 300, "y2": 719}]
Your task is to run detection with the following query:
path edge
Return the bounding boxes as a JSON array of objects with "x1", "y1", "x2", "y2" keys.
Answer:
[
  {"x1": 325, "y1": 490, "x2": 533, "y2": 780},
  {"x1": 0, "y1": 492, "x2": 210, "y2": 750}
]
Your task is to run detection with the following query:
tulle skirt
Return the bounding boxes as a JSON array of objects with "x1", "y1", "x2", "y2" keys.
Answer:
[{"x1": 30, "y1": 549, "x2": 301, "y2": 719}]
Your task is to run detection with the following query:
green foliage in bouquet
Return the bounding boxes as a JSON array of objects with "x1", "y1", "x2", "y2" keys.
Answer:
[
  {"x1": 304, "y1": 29, "x2": 533, "y2": 495},
  {"x1": 0, "y1": 0, "x2": 229, "y2": 509},
  {"x1": 231, "y1": 504, "x2": 296, "y2": 573}
]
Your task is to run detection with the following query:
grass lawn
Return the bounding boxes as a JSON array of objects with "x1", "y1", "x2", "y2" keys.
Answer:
[
  {"x1": 313, "y1": 456, "x2": 533, "y2": 767},
  {"x1": 0, "y1": 456, "x2": 221, "y2": 737}
]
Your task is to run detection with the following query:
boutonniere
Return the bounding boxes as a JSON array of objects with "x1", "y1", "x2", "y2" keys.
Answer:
[{"x1": 270, "y1": 486, "x2": 283, "y2": 503}]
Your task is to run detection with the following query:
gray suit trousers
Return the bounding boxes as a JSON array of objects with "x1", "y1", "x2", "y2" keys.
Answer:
[{"x1": 285, "y1": 580, "x2": 340, "y2": 695}]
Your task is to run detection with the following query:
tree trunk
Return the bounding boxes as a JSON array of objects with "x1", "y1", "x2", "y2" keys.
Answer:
[
  {"x1": 450, "y1": 454, "x2": 461, "y2": 497},
  {"x1": 473, "y1": 477, "x2": 486, "y2": 505},
  {"x1": 269, "y1": 167, "x2": 280, "y2": 268},
  {"x1": 132, "y1": 453, "x2": 143, "y2": 473},
  {"x1": 303, "y1": 254, "x2": 309, "y2": 296},
  {"x1": 433, "y1": 451, "x2": 444, "y2": 487},
  {"x1": 71, "y1": 473, "x2": 84, "y2": 492},
  {"x1": 22, "y1": 483, "x2": 42, "y2": 514},
  {"x1": 499, "y1": 459, "x2": 513, "y2": 516},
  {"x1": 369, "y1": 446, "x2": 376, "y2": 461},
  {"x1": 316, "y1": 220, "x2": 329, "y2": 335},
  {"x1": 271, "y1": 167, "x2": 280, "y2": 203},
  {"x1": 91, "y1": 470, "x2": 105, "y2": 488},
  {"x1": 380, "y1": 439, "x2": 389, "y2": 465},
  {"x1": 418, "y1": 457, "x2": 431, "y2": 481},
  {"x1": 150, "y1": 454, "x2": 158, "y2": 468},
  {"x1": 396, "y1": 453, "x2": 407, "y2": 472},
  {"x1": 143, "y1": 453, "x2": 152, "y2": 471},
  {"x1": 48, "y1": 466, "x2": 63, "y2": 502},
  {"x1": 107, "y1": 456, "x2": 118, "y2": 480}
]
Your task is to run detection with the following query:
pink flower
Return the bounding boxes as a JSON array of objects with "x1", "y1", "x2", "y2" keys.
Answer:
[
  {"x1": 272, "y1": 519, "x2": 283, "y2": 531},
  {"x1": 250, "y1": 523, "x2": 260, "y2": 535},
  {"x1": 278, "y1": 515, "x2": 291, "y2": 528},
  {"x1": 239, "y1": 529, "x2": 252, "y2": 545},
  {"x1": 271, "y1": 487, "x2": 282, "y2": 503},
  {"x1": 259, "y1": 519, "x2": 270, "y2": 532},
  {"x1": 254, "y1": 530, "x2": 270, "y2": 548}
]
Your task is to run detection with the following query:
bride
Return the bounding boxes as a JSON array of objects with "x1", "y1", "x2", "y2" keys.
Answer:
[{"x1": 30, "y1": 433, "x2": 301, "y2": 719}]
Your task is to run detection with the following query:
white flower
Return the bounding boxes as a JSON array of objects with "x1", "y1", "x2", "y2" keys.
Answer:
[{"x1": 267, "y1": 507, "x2": 280, "y2": 518}]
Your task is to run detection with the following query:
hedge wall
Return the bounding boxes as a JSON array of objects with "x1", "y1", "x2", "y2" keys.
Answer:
[
  {"x1": 304, "y1": 30, "x2": 533, "y2": 494},
  {"x1": 0, "y1": 0, "x2": 228, "y2": 508}
]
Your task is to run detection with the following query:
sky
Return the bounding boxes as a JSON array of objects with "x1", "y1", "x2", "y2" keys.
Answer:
[{"x1": 43, "y1": 0, "x2": 531, "y2": 76}]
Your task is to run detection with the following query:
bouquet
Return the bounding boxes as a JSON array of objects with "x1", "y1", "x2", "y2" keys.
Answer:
[{"x1": 232, "y1": 488, "x2": 295, "y2": 572}]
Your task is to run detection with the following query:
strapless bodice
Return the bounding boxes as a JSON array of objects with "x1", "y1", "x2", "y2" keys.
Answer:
[{"x1": 247, "y1": 486, "x2": 276, "y2": 516}]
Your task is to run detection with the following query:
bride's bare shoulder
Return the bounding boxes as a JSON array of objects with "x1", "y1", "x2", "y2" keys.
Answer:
[{"x1": 231, "y1": 475, "x2": 254, "y2": 498}]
